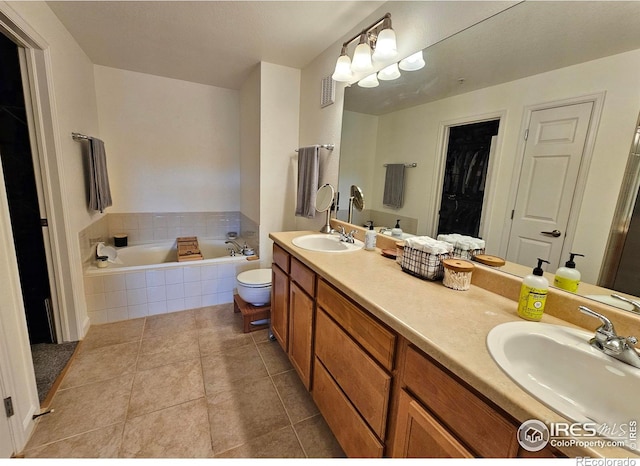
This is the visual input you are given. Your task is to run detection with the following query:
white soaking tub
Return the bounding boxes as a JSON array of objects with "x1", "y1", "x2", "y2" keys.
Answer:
[{"x1": 84, "y1": 239, "x2": 257, "y2": 324}]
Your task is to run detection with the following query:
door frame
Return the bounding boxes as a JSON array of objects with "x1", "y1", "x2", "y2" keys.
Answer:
[
  {"x1": 500, "y1": 93, "x2": 605, "y2": 265},
  {"x1": 430, "y1": 110, "x2": 506, "y2": 239},
  {"x1": 0, "y1": 2, "x2": 82, "y2": 450}
]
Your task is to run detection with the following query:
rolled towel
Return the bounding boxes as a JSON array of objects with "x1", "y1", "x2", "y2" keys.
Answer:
[
  {"x1": 437, "y1": 234, "x2": 485, "y2": 250},
  {"x1": 404, "y1": 236, "x2": 453, "y2": 255}
]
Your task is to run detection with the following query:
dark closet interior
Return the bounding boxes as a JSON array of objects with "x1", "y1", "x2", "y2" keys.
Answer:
[
  {"x1": 0, "y1": 33, "x2": 54, "y2": 344},
  {"x1": 437, "y1": 120, "x2": 500, "y2": 238}
]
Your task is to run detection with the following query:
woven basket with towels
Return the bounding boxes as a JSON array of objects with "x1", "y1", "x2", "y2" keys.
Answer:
[
  {"x1": 401, "y1": 236, "x2": 453, "y2": 280},
  {"x1": 437, "y1": 234, "x2": 485, "y2": 260}
]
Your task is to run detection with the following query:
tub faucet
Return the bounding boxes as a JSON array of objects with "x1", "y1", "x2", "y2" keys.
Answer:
[
  {"x1": 579, "y1": 305, "x2": 640, "y2": 369},
  {"x1": 225, "y1": 240, "x2": 245, "y2": 255}
]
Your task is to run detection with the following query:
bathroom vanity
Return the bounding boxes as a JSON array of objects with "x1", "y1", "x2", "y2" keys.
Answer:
[{"x1": 269, "y1": 230, "x2": 640, "y2": 459}]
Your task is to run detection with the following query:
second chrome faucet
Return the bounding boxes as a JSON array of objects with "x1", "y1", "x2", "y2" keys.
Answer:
[{"x1": 580, "y1": 305, "x2": 640, "y2": 369}]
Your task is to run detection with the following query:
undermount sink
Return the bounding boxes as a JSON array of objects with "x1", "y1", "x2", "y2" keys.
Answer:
[
  {"x1": 291, "y1": 234, "x2": 363, "y2": 253},
  {"x1": 487, "y1": 321, "x2": 640, "y2": 452}
]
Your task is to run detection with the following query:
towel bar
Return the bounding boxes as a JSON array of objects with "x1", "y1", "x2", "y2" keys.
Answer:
[
  {"x1": 295, "y1": 144, "x2": 334, "y2": 152},
  {"x1": 384, "y1": 163, "x2": 417, "y2": 167},
  {"x1": 71, "y1": 132, "x2": 90, "y2": 141}
]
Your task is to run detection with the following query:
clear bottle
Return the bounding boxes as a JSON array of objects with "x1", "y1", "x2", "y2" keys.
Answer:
[
  {"x1": 517, "y1": 258, "x2": 550, "y2": 321},
  {"x1": 553, "y1": 253, "x2": 584, "y2": 293},
  {"x1": 365, "y1": 221, "x2": 377, "y2": 251},
  {"x1": 391, "y1": 219, "x2": 403, "y2": 237}
]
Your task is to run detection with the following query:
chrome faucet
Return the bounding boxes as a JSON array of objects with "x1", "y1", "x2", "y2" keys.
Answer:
[
  {"x1": 336, "y1": 226, "x2": 356, "y2": 244},
  {"x1": 225, "y1": 240, "x2": 245, "y2": 255},
  {"x1": 611, "y1": 294, "x2": 640, "y2": 315},
  {"x1": 579, "y1": 305, "x2": 640, "y2": 369}
]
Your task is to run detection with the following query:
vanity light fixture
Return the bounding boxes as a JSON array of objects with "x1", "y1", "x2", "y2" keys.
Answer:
[
  {"x1": 351, "y1": 33, "x2": 374, "y2": 73},
  {"x1": 331, "y1": 45, "x2": 353, "y2": 82},
  {"x1": 357, "y1": 73, "x2": 379, "y2": 88},
  {"x1": 398, "y1": 50, "x2": 426, "y2": 71},
  {"x1": 332, "y1": 13, "x2": 397, "y2": 82},
  {"x1": 378, "y1": 62, "x2": 401, "y2": 81}
]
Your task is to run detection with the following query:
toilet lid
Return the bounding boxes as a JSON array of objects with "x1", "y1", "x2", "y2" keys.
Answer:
[{"x1": 237, "y1": 268, "x2": 272, "y2": 287}]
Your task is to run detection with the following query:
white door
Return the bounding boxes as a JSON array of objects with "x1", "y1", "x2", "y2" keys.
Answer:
[
  {"x1": 506, "y1": 102, "x2": 593, "y2": 270},
  {"x1": 0, "y1": 377, "x2": 15, "y2": 458}
]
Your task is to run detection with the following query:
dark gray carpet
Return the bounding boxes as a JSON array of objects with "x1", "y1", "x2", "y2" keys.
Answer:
[{"x1": 30, "y1": 342, "x2": 78, "y2": 402}]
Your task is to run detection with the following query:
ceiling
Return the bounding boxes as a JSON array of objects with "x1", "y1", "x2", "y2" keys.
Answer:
[
  {"x1": 344, "y1": 1, "x2": 640, "y2": 115},
  {"x1": 46, "y1": 1, "x2": 384, "y2": 90}
]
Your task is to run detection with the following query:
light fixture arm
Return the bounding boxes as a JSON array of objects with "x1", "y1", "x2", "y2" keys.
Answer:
[{"x1": 339, "y1": 13, "x2": 391, "y2": 53}]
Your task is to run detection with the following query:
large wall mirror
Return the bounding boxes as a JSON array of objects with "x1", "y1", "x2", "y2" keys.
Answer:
[{"x1": 337, "y1": 1, "x2": 640, "y2": 306}]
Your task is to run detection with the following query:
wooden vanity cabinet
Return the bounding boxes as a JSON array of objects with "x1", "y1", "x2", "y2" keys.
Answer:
[
  {"x1": 394, "y1": 389, "x2": 474, "y2": 458},
  {"x1": 392, "y1": 340, "x2": 520, "y2": 458},
  {"x1": 313, "y1": 278, "x2": 396, "y2": 457},
  {"x1": 271, "y1": 244, "x2": 290, "y2": 350},
  {"x1": 271, "y1": 244, "x2": 316, "y2": 388}
]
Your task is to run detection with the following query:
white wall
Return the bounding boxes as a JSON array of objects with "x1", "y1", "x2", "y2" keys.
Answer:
[
  {"x1": 296, "y1": 1, "x2": 517, "y2": 232},
  {"x1": 371, "y1": 49, "x2": 640, "y2": 284},
  {"x1": 93, "y1": 65, "x2": 240, "y2": 213},
  {"x1": 259, "y1": 63, "x2": 301, "y2": 263},
  {"x1": 337, "y1": 111, "x2": 378, "y2": 220},
  {"x1": 240, "y1": 66, "x2": 261, "y2": 226}
]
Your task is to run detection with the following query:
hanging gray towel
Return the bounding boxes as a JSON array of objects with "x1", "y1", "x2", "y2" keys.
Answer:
[
  {"x1": 295, "y1": 145, "x2": 319, "y2": 218},
  {"x1": 88, "y1": 137, "x2": 113, "y2": 213},
  {"x1": 383, "y1": 164, "x2": 405, "y2": 209}
]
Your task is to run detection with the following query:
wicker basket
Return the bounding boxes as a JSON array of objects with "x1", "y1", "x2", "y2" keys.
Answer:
[
  {"x1": 400, "y1": 245, "x2": 451, "y2": 281},
  {"x1": 452, "y1": 246, "x2": 485, "y2": 260}
]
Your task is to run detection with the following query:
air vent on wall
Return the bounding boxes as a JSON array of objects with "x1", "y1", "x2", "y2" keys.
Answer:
[{"x1": 321, "y1": 76, "x2": 335, "y2": 108}]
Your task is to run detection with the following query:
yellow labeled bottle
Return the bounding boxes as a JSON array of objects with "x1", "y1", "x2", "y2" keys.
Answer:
[
  {"x1": 518, "y1": 258, "x2": 550, "y2": 321},
  {"x1": 553, "y1": 253, "x2": 584, "y2": 293}
]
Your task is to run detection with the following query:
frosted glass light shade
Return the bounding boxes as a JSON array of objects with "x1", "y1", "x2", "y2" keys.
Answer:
[
  {"x1": 372, "y1": 28, "x2": 397, "y2": 61},
  {"x1": 378, "y1": 63, "x2": 401, "y2": 81},
  {"x1": 351, "y1": 42, "x2": 374, "y2": 73},
  {"x1": 332, "y1": 55, "x2": 353, "y2": 82},
  {"x1": 358, "y1": 73, "x2": 379, "y2": 88},
  {"x1": 399, "y1": 50, "x2": 426, "y2": 71}
]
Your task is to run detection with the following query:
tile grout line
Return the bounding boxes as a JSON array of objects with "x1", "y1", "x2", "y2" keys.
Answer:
[
  {"x1": 195, "y1": 311, "x2": 216, "y2": 457},
  {"x1": 117, "y1": 318, "x2": 146, "y2": 457},
  {"x1": 262, "y1": 345, "x2": 311, "y2": 458}
]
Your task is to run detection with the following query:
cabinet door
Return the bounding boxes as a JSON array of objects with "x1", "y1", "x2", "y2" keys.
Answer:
[
  {"x1": 393, "y1": 389, "x2": 473, "y2": 458},
  {"x1": 271, "y1": 265, "x2": 289, "y2": 351},
  {"x1": 289, "y1": 282, "x2": 314, "y2": 389}
]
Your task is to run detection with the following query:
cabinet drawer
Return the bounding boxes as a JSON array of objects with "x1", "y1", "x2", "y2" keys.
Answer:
[
  {"x1": 317, "y1": 279, "x2": 395, "y2": 370},
  {"x1": 313, "y1": 358, "x2": 384, "y2": 458},
  {"x1": 273, "y1": 243, "x2": 290, "y2": 274},
  {"x1": 403, "y1": 345, "x2": 519, "y2": 458},
  {"x1": 315, "y1": 309, "x2": 391, "y2": 439},
  {"x1": 291, "y1": 257, "x2": 315, "y2": 296}
]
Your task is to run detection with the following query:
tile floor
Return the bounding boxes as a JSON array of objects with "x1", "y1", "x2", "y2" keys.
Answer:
[{"x1": 22, "y1": 304, "x2": 345, "y2": 458}]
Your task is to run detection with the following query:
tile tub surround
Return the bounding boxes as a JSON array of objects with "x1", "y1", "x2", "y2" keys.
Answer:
[
  {"x1": 84, "y1": 259, "x2": 257, "y2": 324},
  {"x1": 271, "y1": 230, "x2": 640, "y2": 458},
  {"x1": 21, "y1": 306, "x2": 344, "y2": 458},
  {"x1": 79, "y1": 211, "x2": 259, "y2": 267}
]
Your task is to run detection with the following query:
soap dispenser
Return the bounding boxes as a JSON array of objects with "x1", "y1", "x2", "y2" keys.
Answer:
[
  {"x1": 391, "y1": 219, "x2": 403, "y2": 237},
  {"x1": 365, "y1": 221, "x2": 377, "y2": 251},
  {"x1": 553, "y1": 253, "x2": 584, "y2": 292},
  {"x1": 518, "y1": 258, "x2": 550, "y2": 322}
]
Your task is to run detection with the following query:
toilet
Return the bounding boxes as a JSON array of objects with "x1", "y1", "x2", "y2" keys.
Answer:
[{"x1": 236, "y1": 268, "x2": 272, "y2": 306}]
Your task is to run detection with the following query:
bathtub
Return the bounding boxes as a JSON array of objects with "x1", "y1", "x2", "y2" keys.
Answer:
[
  {"x1": 89, "y1": 239, "x2": 243, "y2": 271},
  {"x1": 84, "y1": 239, "x2": 258, "y2": 324}
]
